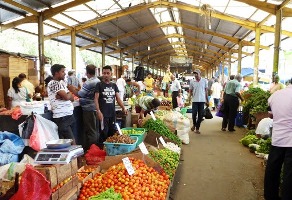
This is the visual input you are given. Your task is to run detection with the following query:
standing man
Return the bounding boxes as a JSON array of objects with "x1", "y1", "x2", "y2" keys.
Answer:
[
  {"x1": 143, "y1": 73, "x2": 155, "y2": 96},
  {"x1": 116, "y1": 75, "x2": 126, "y2": 101},
  {"x1": 170, "y1": 75, "x2": 181, "y2": 109},
  {"x1": 207, "y1": 77, "x2": 215, "y2": 97},
  {"x1": 189, "y1": 69, "x2": 209, "y2": 134},
  {"x1": 269, "y1": 74, "x2": 285, "y2": 94},
  {"x1": 264, "y1": 81, "x2": 292, "y2": 200},
  {"x1": 210, "y1": 78, "x2": 223, "y2": 110},
  {"x1": 68, "y1": 64, "x2": 100, "y2": 151},
  {"x1": 221, "y1": 74, "x2": 243, "y2": 132},
  {"x1": 47, "y1": 64, "x2": 75, "y2": 141},
  {"x1": 67, "y1": 71, "x2": 80, "y2": 89},
  {"x1": 94, "y1": 65, "x2": 127, "y2": 143},
  {"x1": 18, "y1": 73, "x2": 35, "y2": 99}
]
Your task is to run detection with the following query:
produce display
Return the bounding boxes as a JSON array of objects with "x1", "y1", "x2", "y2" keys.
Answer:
[
  {"x1": 256, "y1": 138, "x2": 271, "y2": 154},
  {"x1": 160, "y1": 100, "x2": 171, "y2": 106},
  {"x1": 77, "y1": 166, "x2": 98, "y2": 181},
  {"x1": 52, "y1": 174, "x2": 76, "y2": 193},
  {"x1": 239, "y1": 135, "x2": 259, "y2": 147},
  {"x1": 78, "y1": 158, "x2": 170, "y2": 200},
  {"x1": 155, "y1": 110, "x2": 169, "y2": 117},
  {"x1": 89, "y1": 188, "x2": 122, "y2": 200},
  {"x1": 164, "y1": 142, "x2": 181, "y2": 154},
  {"x1": 105, "y1": 134, "x2": 135, "y2": 144},
  {"x1": 149, "y1": 149, "x2": 180, "y2": 180},
  {"x1": 143, "y1": 119, "x2": 182, "y2": 146}
]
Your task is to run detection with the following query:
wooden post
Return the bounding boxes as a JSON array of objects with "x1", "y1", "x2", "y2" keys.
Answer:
[
  {"x1": 71, "y1": 28, "x2": 76, "y2": 70},
  {"x1": 228, "y1": 52, "x2": 231, "y2": 77},
  {"x1": 102, "y1": 41, "x2": 106, "y2": 67},
  {"x1": 238, "y1": 42, "x2": 242, "y2": 74},
  {"x1": 38, "y1": 12, "x2": 45, "y2": 88},
  {"x1": 253, "y1": 26, "x2": 261, "y2": 85},
  {"x1": 132, "y1": 54, "x2": 135, "y2": 78},
  {"x1": 273, "y1": 9, "x2": 282, "y2": 73}
]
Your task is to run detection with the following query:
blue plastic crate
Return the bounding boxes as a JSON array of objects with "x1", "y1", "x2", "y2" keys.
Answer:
[
  {"x1": 235, "y1": 111, "x2": 244, "y2": 127},
  {"x1": 103, "y1": 136, "x2": 138, "y2": 156},
  {"x1": 121, "y1": 128, "x2": 146, "y2": 147}
]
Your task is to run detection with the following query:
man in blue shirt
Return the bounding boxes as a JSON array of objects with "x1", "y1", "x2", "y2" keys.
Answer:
[{"x1": 68, "y1": 65, "x2": 100, "y2": 150}]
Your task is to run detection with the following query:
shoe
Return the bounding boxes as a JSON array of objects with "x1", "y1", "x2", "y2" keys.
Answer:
[
  {"x1": 221, "y1": 128, "x2": 226, "y2": 131},
  {"x1": 195, "y1": 130, "x2": 201, "y2": 134},
  {"x1": 229, "y1": 129, "x2": 236, "y2": 132},
  {"x1": 191, "y1": 126, "x2": 195, "y2": 131}
]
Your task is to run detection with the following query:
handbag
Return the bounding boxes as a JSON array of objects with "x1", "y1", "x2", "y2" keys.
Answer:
[{"x1": 204, "y1": 107, "x2": 213, "y2": 119}]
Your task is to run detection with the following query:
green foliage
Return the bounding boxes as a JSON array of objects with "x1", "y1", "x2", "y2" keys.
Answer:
[
  {"x1": 256, "y1": 138, "x2": 271, "y2": 154},
  {"x1": 245, "y1": 129, "x2": 256, "y2": 136},
  {"x1": 239, "y1": 135, "x2": 259, "y2": 147},
  {"x1": 89, "y1": 188, "x2": 122, "y2": 200}
]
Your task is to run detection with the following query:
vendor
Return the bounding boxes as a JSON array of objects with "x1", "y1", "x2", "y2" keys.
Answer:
[
  {"x1": 7, "y1": 77, "x2": 31, "y2": 109},
  {"x1": 135, "y1": 96, "x2": 160, "y2": 125},
  {"x1": 125, "y1": 79, "x2": 140, "y2": 98},
  {"x1": 143, "y1": 73, "x2": 155, "y2": 96}
]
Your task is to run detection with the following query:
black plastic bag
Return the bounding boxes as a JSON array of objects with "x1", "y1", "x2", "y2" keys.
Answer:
[
  {"x1": 21, "y1": 114, "x2": 35, "y2": 139},
  {"x1": 204, "y1": 107, "x2": 213, "y2": 119}
]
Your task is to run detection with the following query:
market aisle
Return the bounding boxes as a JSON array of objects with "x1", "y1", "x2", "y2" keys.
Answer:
[{"x1": 170, "y1": 114, "x2": 265, "y2": 200}]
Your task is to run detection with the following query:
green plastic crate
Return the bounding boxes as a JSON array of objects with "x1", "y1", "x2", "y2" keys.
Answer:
[
  {"x1": 121, "y1": 128, "x2": 146, "y2": 146},
  {"x1": 103, "y1": 136, "x2": 138, "y2": 156}
]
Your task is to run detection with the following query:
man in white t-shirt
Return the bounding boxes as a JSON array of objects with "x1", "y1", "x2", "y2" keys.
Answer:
[
  {"x1": 116, "y1": 75, "x2": 126, "y2": 101},
  {"x1": 47, "y1": 64, "x2": 75, "y2": 141},
  {"x1": 210, "y1": 78, "x2": 222, "y2": 110},
  {"x1": 264, "y1": 82, "x2": 292, "y2": 200},
  {"x1": 170, "y1": 75, "x2": 181, "y2": 109}
]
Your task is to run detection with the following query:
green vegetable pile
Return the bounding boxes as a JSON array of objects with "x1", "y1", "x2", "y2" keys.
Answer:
[
  {"x1": 149, "y1": 148, "x2": 180, "y2": 180},
  {"x1": 89, "y1": 188, "x2": 122, "y2": 200},
  {"x1": 143, "y1": 119, "x2": 182, "y2": 146},
  {"x1": 256, "y1": 138, "x2": 271, "y2": 154},
  {"x1": 239, "y1": 135, "x2": 259, "y2": 147},
  {"x1": 242, "y1": 87, "x2": 271, "y2": 115},
  {"x1": 245, "y1": 129, "x2": 256, "y2": 136}
]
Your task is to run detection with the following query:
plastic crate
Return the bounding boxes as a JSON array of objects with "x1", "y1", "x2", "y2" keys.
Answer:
[
  {"x1": 103, "y1": 136, "x2": 138, "y2": 156},
  {"x1": 121, "y1": 128, "x2": 146, "y2": 147},
  {"x1": 235, "y1": 111, "x2": 244, "y2": 127}
]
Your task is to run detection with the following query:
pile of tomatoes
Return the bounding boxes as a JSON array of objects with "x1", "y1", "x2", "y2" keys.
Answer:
[{"x1": 78, "y1": 158, "x2": 170, "y2": 200}]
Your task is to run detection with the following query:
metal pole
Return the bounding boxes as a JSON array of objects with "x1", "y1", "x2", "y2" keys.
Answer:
[
  {"x1": 273, "y1": 9, "x2": 282, "y2": 73},
  {"x1": 238, "y1": 42, "x2": 242, "y2": 74},
  {"x1": 38, "y1": 12, "x2": 44, "y2": 89},
  {"x1": 71, "y1": 28, "x2": 76, "y2": 70},
  {"x1": 253, "y1": 26, "x2": 261, "y2": 85},
  {"x1": 102, "y1": 41, "x2": 106, "y2": 67}
]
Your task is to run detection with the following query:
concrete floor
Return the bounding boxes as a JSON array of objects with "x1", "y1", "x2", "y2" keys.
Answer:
[{"x1": 170, "y1": 113, "x2": 265, "y2": 200}]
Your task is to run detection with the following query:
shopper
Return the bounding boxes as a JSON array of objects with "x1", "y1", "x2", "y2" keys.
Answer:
[
  {"x1": 7, "y1": 77, "x2": 29, "y2": 109},
  {"x1": 221, "y1": 74, "x2": 243, "y2": 132},
  {"x1": 18, "y1": 73, "x2": 35, "y2": 99},
  {"x1": 125, "y1": 79, "x2": 140, "y2": 98},
  {"x1": 116, "y1": 75, "x2": 126, "y2": 101},
  {"x1": 67, "y1": 70, "x2": 80, "y2": 89},
  {"x1": 47, "y1": 64, "x2": 75, "y2": 142},
  {"x1": 68, "y1": 64, "x2": 100, "y2": 150},
  {"x1": 269, "y1": 74, "x2": 285, "y2": 94},
  {"x1": 189, "y1": 69, "x2": 209, "y2": 134},
  {"x1": 94, "y1": 65, "x2": 127, "y2": 143},
  {"x1": 264, "y1": 81, "x2": 292, "y2": 200},
  {"x1": 143, "y1": 73, "x2": 155, "y2": 96},
  {"x1": 210, "y1": 78, "x2": 223, "y2": 110},
  {"x1": 161, "y1": 68, "x2": 172, "y2": 97},
  {"x1": 170, "y1": 75, "x2": 181, "y2": 109},
  {"x1": 135, "y1": 96, "x2": 160, "y2": 125}
]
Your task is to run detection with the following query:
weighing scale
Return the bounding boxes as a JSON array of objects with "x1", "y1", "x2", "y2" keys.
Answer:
[{"x1": 34, "y1": 145, "x2": 84, "y2": 164}]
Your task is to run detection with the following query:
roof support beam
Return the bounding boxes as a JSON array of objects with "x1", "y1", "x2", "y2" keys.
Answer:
[{"x1": 2, "y1": 0, "x2": 38, "y2": 16}]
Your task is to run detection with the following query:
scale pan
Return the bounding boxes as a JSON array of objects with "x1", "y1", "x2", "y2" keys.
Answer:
[{"x1": 46, "y1": 139, "x2": 73, "y2": 149}]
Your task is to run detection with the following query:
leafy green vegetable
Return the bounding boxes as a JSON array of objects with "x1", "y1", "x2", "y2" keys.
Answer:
[
  {"x1": 256, "y1": 138, "x2": 271, "y2": 154},
  {"x1": 242, "y1": 88, "x2": 271, "y2": 114},
  {"x1": 239, "y1": 135, "x2": 259, "y2": 147},
  {"x1": 245, "y1": 129, "x2": 256, "y2": 136},
  {"x1": 143, "y1": 119, "x2": 182, "y2": 146},
  {"x1": 89, "y1": 188, "x2": 122, "y2": 200}
]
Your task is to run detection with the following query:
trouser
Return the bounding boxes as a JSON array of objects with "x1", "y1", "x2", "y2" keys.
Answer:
[
  {"x1": 82, "y1": 110, "x2": 99, "y2": 151},
  {"x1": 213, "y1": 98, "x2": 220, "y2": 109},
  {"x1": 222, "y1": 94, "x2": 239, "y2": 130},
  {"x1": 53, "y1": 114, "x2": 75, "y2": 140},
  {"x1": 264, "y1": 146, "x2": 292, "y2": 200},
  {"x1": 192, "y1": 102, "x2": 205, "y2": 130},
  {"x1": 172, "y1": 91, "x2": 179, "y2": 109},
  {"x1": 99, "y1": 117, "x2": 116, "y2": 143}
]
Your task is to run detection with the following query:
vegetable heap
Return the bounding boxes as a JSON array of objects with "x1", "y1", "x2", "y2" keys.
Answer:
[
  {"x1": 256, "y1": 138, "x2": 271, "y2": 154},
  {"x1": 149, "y1": 148, "x2": 180, "y2": 180},
  {"x1": 89, "y1": 188, "x2": 122, "y2": 200},
  {"x1": 105, "y1": 134, "x2": 135, "y2": 144},
  {"x1": 143, "y1": 119, "x2": 182, "y2": 146},
  {"x1": 239, "y1": 135, "x2": 259, "y2": 147}
]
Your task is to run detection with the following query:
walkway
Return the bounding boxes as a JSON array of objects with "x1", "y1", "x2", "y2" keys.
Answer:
[{"x1": 170, "y1": 114, "x2": 265, "y2": 200}]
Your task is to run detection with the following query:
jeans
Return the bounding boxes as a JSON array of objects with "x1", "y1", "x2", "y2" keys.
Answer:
[
  {"x1": 172, "y1": 91, "x2": 179, "y2": 109},
  {"x1": 83, "y1": 110, "x2": 99, "y2": 151},
  {"x1": 52, "y1": 114, "x2": 75, "y2": 140},
  {"x1": 264, "y1": 146, "x2": 292, "y2": 200},
  {"x1": 192, "y1": 102, "x2": 205, "y2": 130}
]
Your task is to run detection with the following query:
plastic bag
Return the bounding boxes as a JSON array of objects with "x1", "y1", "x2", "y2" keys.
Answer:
[
  {"x1": 255, "y1": 118, "x2": 273, "y2": 138},
  {"x1": 216, "y1": 103, "x2": 224, "y2": 118},
  {"x1": 85, "y1": 144, "x2": 106, "y2": 165},
  {"x1": 11, "y1": 164, "x2": 51, "y2": 200},
  {"x1": 177, "y1": 128, "x2": 190, "y2": 144},
  {"x1": 204, "y1": 107, "x2": 213, "y2": 119},
  {"x1": 19, "y1": 114, "x2": 35, "y2": 139},
  {"x1": 29, "y1": 114, "x2": 59, "y2": 151}
]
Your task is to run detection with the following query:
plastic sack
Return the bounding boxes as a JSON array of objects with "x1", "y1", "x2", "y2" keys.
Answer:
[
  {"x1": 85, "y1": 144, "x2": 106, "y2": 165},
  {"x1": 29, "y1": 114, "x2": 59, "y2": 151},
  {"x1": 204, "y1": 107, "x2": 213, "y2": 119},
  {"x1": 177, "y1": 128, "x2": 190, "y2": 144},
  {"x1": 255, "y1": 118, "x2": 273, "y2": 138},
  {"x1": 11, "y1": 164, "x2": 51, "y2": 200},
  {"x1": 216, "y1": 103, "x2": 224, "y2": 118}
]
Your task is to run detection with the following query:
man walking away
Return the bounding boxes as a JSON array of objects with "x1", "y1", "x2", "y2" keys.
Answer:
[
  {"x1": 94, "y1": 65, "x2": 128, "y2": 144},
  {"x1": 68, "y1": 64, "x2": 100, "y2": 151},
  {"x1": 170, "y1": 75, "x2": 181, "y2": 109},
  {"x1": 47, "y1": 64, "x2": 75, "y2": 142},
  {"x1": 116, "y1": 75, "x2": 126, "y2": 101},
  {"x1": 221, "y1": 74, "x2": 243, "y2": 132},
  {"x1": 211, "y1": 78, "x2": 223, "y2": 110},
  {"x1": 264, "y1": 80, "x2": 292, "y2": 200},
  {"x1": 189, "y1": 69, "x2": 209, "y2": 134}
]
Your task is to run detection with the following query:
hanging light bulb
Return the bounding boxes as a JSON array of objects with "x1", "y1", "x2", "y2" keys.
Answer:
[
  {"x1": 148, "y1": 46, "x2": 150, "y2": 51},
  {"x1": 208, "y1": 22, "x2": 211, "y2": 30},
  {"x1": 135, "y1": 51, "x2": 139, "y2": 56},
  {"x1": 96, "y1": 28, "x2": 99, "y2": 36},
  {"x1": 147, "y1": 55, "x2": 150, "y2": 60},
  {"x1": 116, "y1": 40, "x2": 119, "y2": 46},
  {"x1": 204, "y1": 43, "x2": 207, "y2": 49}
]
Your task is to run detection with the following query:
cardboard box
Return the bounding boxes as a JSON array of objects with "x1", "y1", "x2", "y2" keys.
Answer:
[
  {"x1": 51, "y1": 176, "x2": 78, "y2": 200},
  {"x1": 35, "y1": 158, "x2": 78, "y2": 188},
  {"x1": 144, "y1": 130, "x2": 180, "y2": 146},
  {"x1": 77, "y1": 165, "x2": 101, "y2": 188},
  {"x1": 131, "y1": 113, "x2": 139, "y2": 126}
]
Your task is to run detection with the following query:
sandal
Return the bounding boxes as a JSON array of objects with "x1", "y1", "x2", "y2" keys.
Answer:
[
  {"x1": 195, "y1": 130, "x2": 201, "y2": 134},
  {"x1": 221, "y1": 128, "x2": 226, "y2": 131}
]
